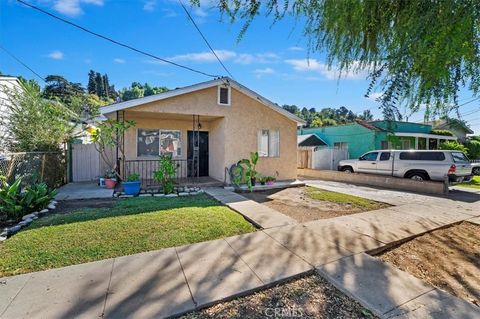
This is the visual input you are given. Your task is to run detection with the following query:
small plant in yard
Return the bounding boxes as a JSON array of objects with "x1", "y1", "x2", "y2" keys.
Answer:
[
  {"x1": 0, "y1": 176, "x2": 56, "y2": 222},
  {"x1": 154, "y1": 156, "x2": 177, "y2": 194},
  {"x1": 235, "y1": 151, "x2": 259, "y2": 191}
]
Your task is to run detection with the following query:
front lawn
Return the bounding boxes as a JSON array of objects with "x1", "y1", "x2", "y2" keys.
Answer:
[
  {"x1": 0, "y1": 195, "x2": 255, "y2": 277},
  {"x1": 457, "y1": 175, "x2": 480, "y2": 189},
  {"x1": 305, "y1": 186, "x2": 383, "y2": 209}
]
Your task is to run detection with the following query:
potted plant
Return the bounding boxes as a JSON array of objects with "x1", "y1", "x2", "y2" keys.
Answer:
[
  {"x1": 104, "y1": 169, "x2": 117, "y2": 189},
  {"x1": 257, "y1": 175, "x2": 267, "y2": 185},
  {"x1": 122, "y1": 173, "x2": 141, "y2": 195},
  {"x1": 265, "y1": 175, "x2": 276, "y2": 186}
]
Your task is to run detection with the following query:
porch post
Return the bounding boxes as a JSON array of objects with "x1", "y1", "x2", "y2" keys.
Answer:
[
  {"x1": 426, "y1": 138, "x2": 429, "y2": 150},
  {"x1": 415, "y1": 137, "x2": 418, "y2": 149}
]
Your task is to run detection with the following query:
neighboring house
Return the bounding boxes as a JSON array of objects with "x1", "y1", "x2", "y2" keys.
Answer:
[
  {"x1": 0, "y1": 77, "x2": 23, "y2": 153},
  {"x1": 426, "y1": 119, "x2": 474, "y2": 142},
  {"x1": 298, "y1": 120, "x2": 458, "y2": 159},
  {"x1": 100, "y1": 77, "x2": 304, "y2": 184}
]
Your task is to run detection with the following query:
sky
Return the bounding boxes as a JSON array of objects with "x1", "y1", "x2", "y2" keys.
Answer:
[{"x1": 1, "y1": 0, "x2": 479, "y2": 134}]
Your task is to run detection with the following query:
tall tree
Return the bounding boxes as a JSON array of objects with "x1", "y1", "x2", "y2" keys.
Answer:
[
  {"x1": 1, "y1": 82, "x2": 77, "y2": 152},
  {"x1": 201, "y1": 0, "x2": 480, "y2": 118},
  {"x1": 94, "y1": 72, "x2": 104, "y2": 98},
  {"x1": 87, "y1": 70, "x2": 97, "y2": 94},
  {"x1": 102, "y1": 74, "x2": 110, "y2": 99},
  {"x1": 42, "y1": 75, "x2": 84, "y2": 106}
]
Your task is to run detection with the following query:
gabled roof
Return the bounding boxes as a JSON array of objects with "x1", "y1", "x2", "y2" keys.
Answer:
[
  {"x1": 297, "y1": 134, "x2": 327, "y2": 147},
  {"x1": 427, "y1": 119, "x2": 474, "y2": 134},
  {"x1": 100, "y1": 77, "x2": 305, "y2": 124}
]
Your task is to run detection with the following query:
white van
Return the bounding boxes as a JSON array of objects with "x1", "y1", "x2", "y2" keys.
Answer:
[{"x1": 338, "y1": 150, "x2": 473, "y2": 183}]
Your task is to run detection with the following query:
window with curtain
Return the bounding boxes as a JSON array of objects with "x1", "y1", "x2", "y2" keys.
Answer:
[
  {"x1": 137, "y1": 129, "x2": 181, "y2": 158},
  {"x1": 257, "y1": 129, "x2": 280, "y2": 157}
]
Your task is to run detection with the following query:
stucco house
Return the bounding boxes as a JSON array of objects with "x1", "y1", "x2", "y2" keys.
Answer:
[
  {"x1": 100, "y1": 77, "x2": 304, "y2": 185},
  {"x1": 425, "y1": 119, "x2": 474, "y2": 142}
]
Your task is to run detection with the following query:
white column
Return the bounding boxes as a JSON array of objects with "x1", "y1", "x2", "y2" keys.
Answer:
[
  {"x1": 415, "y1": 137, "x2": 419, "y2": 149},
  {"x1": 426, "y1": 138, "x2": 429, "y2": 150}
]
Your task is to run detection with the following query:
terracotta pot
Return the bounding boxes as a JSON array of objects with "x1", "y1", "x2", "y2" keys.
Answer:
[{"x1": 105, "y1": 178, "x2": 117, "y2": 189}]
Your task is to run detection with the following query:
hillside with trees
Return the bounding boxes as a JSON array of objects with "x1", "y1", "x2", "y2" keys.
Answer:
[{"x1": 282, "y1": 105, "x2": 375, "y2": 128}]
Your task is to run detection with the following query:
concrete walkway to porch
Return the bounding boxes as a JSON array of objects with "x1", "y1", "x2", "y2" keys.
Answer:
[
  {"x1": 55, "y1": 182, "x2": 114, "y2": 201},
  {"x1": 2, "y1": 185, "x2": 480, "y2": 318}
]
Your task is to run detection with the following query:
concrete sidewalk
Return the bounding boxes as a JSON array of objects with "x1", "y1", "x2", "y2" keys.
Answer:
[
  {"x1": 55, "y1": 182, "x2": 114, "y2": 201},
  {"x1": 2, "y1": 187, "x2": 480, "y2": 318}
]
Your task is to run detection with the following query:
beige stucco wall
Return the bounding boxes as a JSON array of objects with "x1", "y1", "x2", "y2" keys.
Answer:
[{"x1": 120, "y1": 86, "x2": 298, "y2": 182}]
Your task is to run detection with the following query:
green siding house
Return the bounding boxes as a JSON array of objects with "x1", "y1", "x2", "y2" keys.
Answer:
[{"x1": 298, "y1": 120, "x2": 457, "y2": 159}]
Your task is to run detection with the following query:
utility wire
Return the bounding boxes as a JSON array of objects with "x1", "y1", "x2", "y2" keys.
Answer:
[
  {"x1": 178, "y1": 0, "x2": 234, "y2": 79},
  {"x1": 0, "y1": 45, "x2": 46, "y2": 83},
  {"x1": 16, "y1": 0, "x2": 220, "y2": 78}
]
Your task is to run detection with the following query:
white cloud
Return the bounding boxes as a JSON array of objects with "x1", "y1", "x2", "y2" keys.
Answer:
[
  {"x1": 48, "y1": 50, "x2": 64, "y2": 60},
  {"x1": 254, "y1": 67, "x2": 275, "y2": 78},
  {"x1": 146, "y1": 49, "x2": 279, "y2": 66},
  {"x1": 287, "y1": 46, "x2": 304, "y2": 51},
  {"x1": 285, "y1": 59, "x2": 369, "y2": 80},
  {"x1": 113, "y1": 58, "x2": 126, "y2": 64},
  {"x1": 167, "y1": 50, "x2": 237, "y2": 63},
  {"x1": 193, "y1": 7, "x2": 208, "y2": 17},
  {"x1": 366, "y1": 92, "x2": 384, "y2": 101},
  {"x1": 52, "y1": 0, "x2": 104, "y2": 17},
  {"x1": 162, "y1": 8, "x2": 177, "y2": 17},
  {"x1": 143, "y1": 0, "x2": 156, "y2": 11},
  {"x1": 234, "y1": 52, "x2": 280, "y2": 65}
]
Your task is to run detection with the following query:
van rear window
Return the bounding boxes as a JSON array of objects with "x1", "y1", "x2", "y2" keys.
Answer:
[
  {"x1": 451, "y1": 152, "x2": 469, "y2": 163},
  {"x1": 399, "y1": 152, "x2": 445, "y2": 161}
]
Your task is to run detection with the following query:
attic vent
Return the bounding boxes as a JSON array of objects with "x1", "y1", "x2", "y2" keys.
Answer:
[{"x1": 218, "y1": 86, "x2": 231, "y2": 106}]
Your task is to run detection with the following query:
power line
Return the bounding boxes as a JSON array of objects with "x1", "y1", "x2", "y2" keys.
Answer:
[
  {"x1": 16, "y1": 0, "x2": 220, "y2": 79},
  {"x1": 178, "y1": 0, "x2": 234, "y2": 79},
  {"x1": 0, "y1": 45, "x2": 46, "y2": 83}
]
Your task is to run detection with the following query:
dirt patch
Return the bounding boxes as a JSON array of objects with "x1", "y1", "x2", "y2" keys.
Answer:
[
  {"x1": 182, "y1": 274, "x2": 376, "y2": 319},
  {"x1": 376, "y1": 222, "x2": 480, "y2": 307},
  {"x1": 54, "y1": 198, "x2": 116, "y2": 214},
  {"x1": 241, "y1": 187, "x2": 388, "y2": 223}
]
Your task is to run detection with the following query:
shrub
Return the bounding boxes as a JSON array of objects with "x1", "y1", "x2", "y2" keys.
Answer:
[
  {"x1": 439, "y1": 141, "x2": 469, "y2": 155},
  {"x1": 465, "y1": 140, "x2": 480, "y2": 159},
  {"x1": 430, "y1": 129, "x2": 454, "y2": 136},
  {"x1": 153, "y1": 156, "x2": 177, "y2": 194},
  {"x1": 0, "y1": 176, "x2": 56, "y2": 221}
]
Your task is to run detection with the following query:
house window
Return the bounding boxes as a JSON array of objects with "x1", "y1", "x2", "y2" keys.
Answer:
[
  {"x1": 381, "y1": 141, "x2": 392, "y2": 150},
  {"x1": 257, "y1": 129, "x2": 280, "y2": 157},
  {"x1": 334, "y1": 142, "x2": 348, "y2": 150},
  {"x1": 218, "y1": 86, "x2": 231, "y2": 105},
  {"x1": 137, "y1": 129, "x2": 181, "y2": 158},
  {"x1": 160, "y1": 130, "x2": 182, "y2": 157},
  {"x1": 137, "y1": 129, "x2": 159, "y2": 157},
  {"x1": 401, "y1": 140, "x2": 411, "y2": 149}
]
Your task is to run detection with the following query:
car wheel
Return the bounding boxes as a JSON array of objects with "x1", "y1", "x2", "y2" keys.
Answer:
[
  {"x1": 342, "y1": 167, "x2": 353, "y2": 173},
  {"x1": 409, "y1": 173, "x2": 426, "y2": 181},
  {"x1": 473, "y1": 167, "x2": 480, "y2": 176}
]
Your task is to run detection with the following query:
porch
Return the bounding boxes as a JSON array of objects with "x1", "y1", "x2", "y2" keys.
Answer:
[{"x1": 392, "y1": 132, "x2": 458, "y2": 150}]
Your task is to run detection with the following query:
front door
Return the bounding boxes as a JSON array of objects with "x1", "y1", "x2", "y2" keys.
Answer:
[{"x1": 187, "y1": 131, "x2": 209, "y2": 177}]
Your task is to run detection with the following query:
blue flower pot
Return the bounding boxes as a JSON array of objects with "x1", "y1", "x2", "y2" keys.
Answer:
[{"x1": 122, "y1": 181, "x2": 141, "y2": 196}]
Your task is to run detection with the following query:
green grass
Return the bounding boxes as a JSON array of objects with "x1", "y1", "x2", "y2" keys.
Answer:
[
  {"x1": 457, "y1": 176, "x2": 480, "y2": 189},
  {"x1": 305, "y1": 186, "x2": 386, "y2": 209},
  {"x1": 0, "y1": 195, "x2": 255, "y2": 277}
]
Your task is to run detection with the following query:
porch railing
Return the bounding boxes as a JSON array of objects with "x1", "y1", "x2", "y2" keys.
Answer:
[{"x1": 124, "y1": 159, "x2": 193, "y2": 188}]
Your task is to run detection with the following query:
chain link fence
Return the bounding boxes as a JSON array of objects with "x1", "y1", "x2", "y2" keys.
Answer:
[{"x1": 0, "y1": 152, "x2": 66, "y2": 188}]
